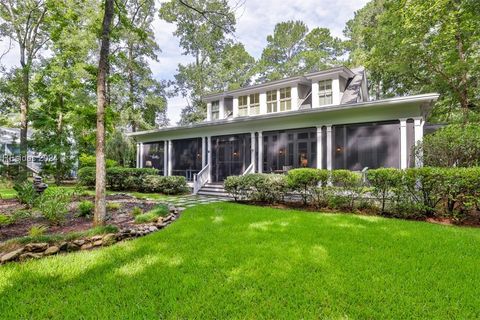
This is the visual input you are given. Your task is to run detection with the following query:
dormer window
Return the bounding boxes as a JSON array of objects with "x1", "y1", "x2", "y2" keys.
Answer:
[
  {"x1": 267, "y1": 90, "x2": 277, "y2": 113},
  {"x1": 211, "y1": 100, "x2": 220, "y2": 120},
  {"x1": 318, "y1": 80, "x2": 333, "y2": 106},
  {"x1": 238, "y1": 95, "x2": 248, "y2": 116},
  {"x1": 279, "y1": 87, "x2": 291, "y2": 111},
  {"x1": 249, "y1": 93, "x2": 260, "y2": 115}
]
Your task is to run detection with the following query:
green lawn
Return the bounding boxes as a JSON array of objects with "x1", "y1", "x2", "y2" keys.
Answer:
[{"x1": 1, "y1": 203, "x2": 479, "y2": 319}]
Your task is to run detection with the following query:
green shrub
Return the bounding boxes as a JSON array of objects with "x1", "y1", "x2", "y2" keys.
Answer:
[
  {"x1": 404, "y1": 167, "x2": 445, "y2": 217},
  {"x1": 140, "y1": 175, "x2": 188, "y2": 195},
  {"x1": 416, "y1": 124, "x2": 480, "y2": 167},
  {"x1": 77, "y1": 167, "x2": 96, "y2": 187},
  {"x1": 78, "y1": 167, "x2": 159, "y2": 190},
  {"x1": 242, "y1": 173, "x2": 287, "y2": 204},
  {"x1": 440, "y1": 167, "x2": 480, "y2": 218},
  {"x1": 367, "y1": 168, "x2": 403, "y2": 213},
  {"x1": 78, "y1": 200, "x2": 94, "y2": 217},
  {"x1": 28, "y1": 225, "x2": 48, "y2": 237},
  {"x1": 0, "y1": 214, "x2": 12, "y2": 226},
  {"x1": 106, "y1": 202, "x2": 121, "y2": 211},
  {"x1": 134, "y1": 204, "x2": 170, "y2": 224},
  {"x1": 79, "y1": 154, "x2": 118, "y2": 168},
  {"x1": 224, "y1": 176, "x2": 243, "y2": 201},
  {"x1": 331, "y1": 170, "x2": 363, "y2": 210},
  {"x1": 37, "y1": 189, "x2": 71, "y2": 225},
  {"x1": 14, "y1": 181, "x2": 38, "y2": 208},
  {"x1": 131, "y1": 207, "x2": 143, "y2": 217},
  {"x1": 287, "y1": 168, "x2": 325, "y2": 205},
  {"x1": 328, "y1": 195, "x2": 351, "y2": 211},
  {"x1": 107, "y1": 167, "x2": 158, "y2": 191}
]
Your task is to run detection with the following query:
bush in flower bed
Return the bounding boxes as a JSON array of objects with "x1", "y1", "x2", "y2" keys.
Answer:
[
  {"x1": 225, "y1": 173, "x2": 287, "y2": 204},
  {"x1": 140, "y1": 175, "x2": 189, "y2": 195},
  {"x1": 226, "y1": 167, "x2": 480, "y2": 223},
  {"x1": 77, "y1": 166, "x2": 188, "y2": 195}
]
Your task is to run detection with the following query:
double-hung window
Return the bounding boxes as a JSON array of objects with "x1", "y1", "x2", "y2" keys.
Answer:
[
  {"x1": 249, "y1": 93, "x2": 260, "y2": 115},
  {"x1": 318, "y1": 80, "x2": 333, "y2": 106},
  {"x1": 279, "y1": 87, "x2": 291, "y2": 111},
  {"x1": 266, "y1": 90, "x2": 277, "y2": 113},
  {"x1": 238, "y1": 95, "x2": 248, "y2": 116},
  {"x1": 211, "y1": 100, "x2": 220, "y2": 120}
]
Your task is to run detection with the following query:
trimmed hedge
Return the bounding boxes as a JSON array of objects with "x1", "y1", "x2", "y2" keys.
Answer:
[
  {"x1": 226, "y1": 167, "x2": 480, "y2": 221},
  {"x1": 77, "y1": 167, "x2": 188, "y2": 195}
]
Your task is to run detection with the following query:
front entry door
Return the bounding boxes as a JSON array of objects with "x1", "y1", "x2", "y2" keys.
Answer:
[{"x1": 212, "y1": 134, "x2": 251, "y2": 182}]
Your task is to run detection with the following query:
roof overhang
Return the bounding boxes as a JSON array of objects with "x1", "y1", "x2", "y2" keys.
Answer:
[{"x1": 129, "y1": 93, "x2": 439, "y2": 143}]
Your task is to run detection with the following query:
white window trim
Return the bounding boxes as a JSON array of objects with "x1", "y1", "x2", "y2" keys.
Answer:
[{"x1": 318, "y1": 79, "x2": 334, "y2": 107}]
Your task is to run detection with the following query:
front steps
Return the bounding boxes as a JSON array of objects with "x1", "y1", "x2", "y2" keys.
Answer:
[{"x1": 196, "y1": 182, "x2": 229, "y2": 197}]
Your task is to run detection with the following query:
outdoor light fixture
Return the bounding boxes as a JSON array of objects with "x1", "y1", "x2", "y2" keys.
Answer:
[{"x1": 336, "y1": 146, "x2": 342, "y2": 152}]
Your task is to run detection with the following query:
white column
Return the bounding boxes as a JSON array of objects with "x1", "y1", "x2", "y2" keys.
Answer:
[
  {"x1": 163, "y1": 140, "x2": 168, "y2": 176},
  {"x1": 258, "y1": 131, "x2": 263, "y2": 173},
  {"x1": 206, "y1": 102, "x2": 212, "y2": 121},
  {"x1": 136, "y1": 143, "x2": 140, "y2": 168},
  {"x1": 311, "y1": 81, "x2": 319, "y2": 108},
  {"x1": 219, "y1": 99, "x2": 225, "y2": 120},
  {"x1": 316, "y1": 126, "x2": 323, "y2": 169},
  {"x1": 259, "y1": 92, "x2": 267, "y2": 114},
  {"x1": 332, "y1": 76, "x2": 341, "y2": 105},
  {"x1": 326, "y1": 125, "x2": 332, "y2": 170},
  {"x1": 167, "y1": 140, "x2": 173, "y2": 176},
  {"x1": 291, "y1": 85, "x2": 299, "y2": 110},
  {"x1": 139, "y1": 143, "x2": 144, "y2": 168},
  {"x1": 201, "y1": 137, "x2": 206, "y2": 168},
  {"x1": 400, "y1": 119, "x2": 408, "y2": 169},
  {"x1": 250, "y1": 132, "x2": 256, "y2": 173},
  {"x1": 414, "y1": 117, "x2": 424, "y2": 167},
  {"x1": 232, "y1": 97, "x2": 239, "y2": 118},
  {"x1": 207, "y1": 136, "x2": 212, "y2": 182}
]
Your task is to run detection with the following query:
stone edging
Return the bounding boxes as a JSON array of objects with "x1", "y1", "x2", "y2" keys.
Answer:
[{"x1": 0, "y1": 208, "x2": 182, "y2": 265}]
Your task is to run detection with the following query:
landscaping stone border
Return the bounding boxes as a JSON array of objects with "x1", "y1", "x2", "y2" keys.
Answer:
[{"x1": 0, "y1": 207, "x2": 182, "y2": 265}]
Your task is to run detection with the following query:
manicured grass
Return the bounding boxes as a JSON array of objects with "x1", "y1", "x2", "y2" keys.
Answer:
[{"x1": 1, "y1": 202, "x2": 479, "y2": 319}]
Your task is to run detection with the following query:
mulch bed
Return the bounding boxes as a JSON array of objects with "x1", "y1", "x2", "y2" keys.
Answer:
[{"x1": 0, "y1": 194, "x2": 158, "y2": 242}]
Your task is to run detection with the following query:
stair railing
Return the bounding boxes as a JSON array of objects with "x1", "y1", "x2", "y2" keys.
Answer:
[
  {"x1": 242, "y1": 162, "x2": 254, "y2": 176},
  {"x1": 193, "y1": 164, "x2": 210, "y2": 195}
]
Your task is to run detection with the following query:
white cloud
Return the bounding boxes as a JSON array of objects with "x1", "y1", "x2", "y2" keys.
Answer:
[{"x1": 0, "y1": 0, "x2": 369, "y2": 124}]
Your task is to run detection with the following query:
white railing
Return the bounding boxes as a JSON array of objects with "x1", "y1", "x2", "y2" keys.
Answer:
[
  {"x1": 193, "y1": 164, "x2": 210, "y2": 194},
  {"x1": 242, "y1": 162, "x2": 254, "y2": 176}
]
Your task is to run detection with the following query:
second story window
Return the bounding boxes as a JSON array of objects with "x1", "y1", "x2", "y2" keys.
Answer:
[
  {"x1": 238, "y1": 95, "x2": 248, "y2": 116},
  {"x1": 318, "y1": 80, "x2": 333, "y2": 106},
  {"x1": 249, "y1": 93, "x2": 260, "y2": 115},
  {"x1": 279, "y1": 87, "x2": 291, "y2": 111},
  {"x1": 211, "y1": 100, "x2": 220, "y2": 120},
  {"x1": 267, "y1": 90, "x2": 277, "y2": 113}
]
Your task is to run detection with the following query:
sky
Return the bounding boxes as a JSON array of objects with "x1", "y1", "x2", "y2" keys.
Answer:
[{"x1": 0, "y1": 0, "x2": 369, "y2": 124}]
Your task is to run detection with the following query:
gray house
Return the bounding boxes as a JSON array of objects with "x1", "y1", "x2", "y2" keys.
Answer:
[{"x1": 129, "y1": 66, "x2": 439, "y2": 195}]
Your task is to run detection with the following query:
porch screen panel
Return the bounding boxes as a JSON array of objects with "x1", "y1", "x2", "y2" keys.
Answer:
[
  {"x1": 211, "y1": 134, "x2": 251, "y2": 182},
  {"x1": 142, "y1": 142, "x2": 164, "y2": 175},
  {"x1": 171, "y1": 138, "x2": 203, "y2": 181},
  {"x1": 333, "y1": 121, "x2": 400, "y2": 170},
  {"x1": 262, "y1": 127, "x2": 316, "y2": 173}
]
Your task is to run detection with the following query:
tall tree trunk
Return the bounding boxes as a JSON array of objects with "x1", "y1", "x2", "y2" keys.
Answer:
[
  {"x1": 94, "y1": 0, "x2": 114, "y2": 226},
  {"x1": 55, "y1": 95, "x2": 64, "y2": 185},
  {"x1": 128, "y1": 44, "x2": 136, "y2": 132},
  {"x1": 19, "y1": 59, "x2": 29, "y2": 181}
]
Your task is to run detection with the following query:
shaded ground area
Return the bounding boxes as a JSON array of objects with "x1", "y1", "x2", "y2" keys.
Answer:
[
  {"x1": 0, "y1": 194, "x2": 157, "y2": 242},
  {"x1": 0, "y1": 202, "x2": 479, "y2": 319}
]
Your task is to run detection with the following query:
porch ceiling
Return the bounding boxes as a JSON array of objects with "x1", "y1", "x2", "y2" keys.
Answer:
[{"x1": 130, "y1": 93, "x2": 438, "y2": 143}]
